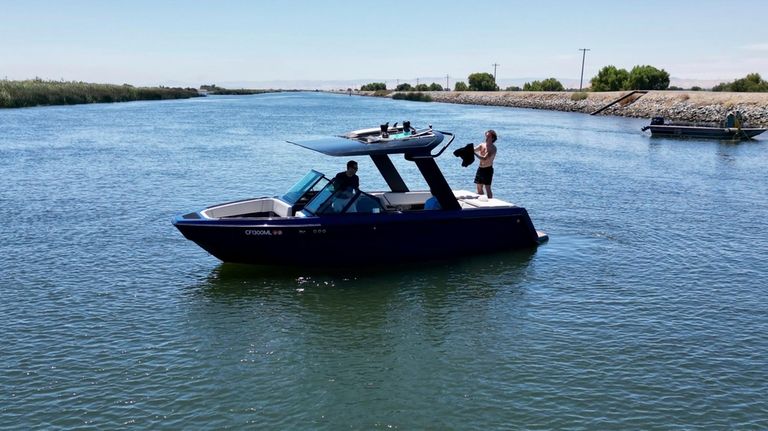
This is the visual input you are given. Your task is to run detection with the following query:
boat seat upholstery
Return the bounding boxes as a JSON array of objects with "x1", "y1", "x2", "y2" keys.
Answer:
[
  {"x1": 271, "y1": 199, "x2": 292, "y2": 217},
  {"x1": 204, "y1": 198, "x2": 292, "y2": 218}
]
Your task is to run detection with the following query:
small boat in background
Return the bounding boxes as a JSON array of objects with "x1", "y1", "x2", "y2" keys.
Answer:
[{"x1": 642, "y1": 112, "x2": 766, "y2": 140}]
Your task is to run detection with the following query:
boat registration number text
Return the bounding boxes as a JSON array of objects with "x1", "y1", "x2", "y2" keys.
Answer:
[{"x1": 245, "y1": 229, "x2": 283, "y2": 236}]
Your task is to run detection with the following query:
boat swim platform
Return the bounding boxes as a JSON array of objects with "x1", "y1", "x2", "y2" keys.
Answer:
[{"x1": 536, "y1": 230, "x2": 549, "y2": 243}]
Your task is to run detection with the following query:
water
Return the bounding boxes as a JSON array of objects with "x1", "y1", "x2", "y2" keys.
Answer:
[{"x1": 2, "y1": 93, "x2": 767, "y2": 429}]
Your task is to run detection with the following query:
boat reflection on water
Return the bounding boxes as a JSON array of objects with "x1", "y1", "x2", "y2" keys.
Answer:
[
  {"x1": 179, "y1": 248, "x2": 543, "y2": 409},
  {"x1": 183, "y1": 248, "x2": 540, "y2": 341},
  {"x1": 188, "y1": 248, "x2": 540, "y2": 302}
]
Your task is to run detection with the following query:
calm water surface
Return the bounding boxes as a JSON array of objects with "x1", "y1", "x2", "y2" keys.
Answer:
[{"x1": 1, "y1": 93, "x2": 767, "y2": 429}]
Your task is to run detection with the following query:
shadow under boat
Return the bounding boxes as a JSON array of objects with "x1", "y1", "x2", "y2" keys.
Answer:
[{"x1": 188, "y1": 246, "x2": 541, "y2": 299}]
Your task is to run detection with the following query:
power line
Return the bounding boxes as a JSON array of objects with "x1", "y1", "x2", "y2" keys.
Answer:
[{"x1": 578, "y1": 48, "x2": 591, "y2": 91}]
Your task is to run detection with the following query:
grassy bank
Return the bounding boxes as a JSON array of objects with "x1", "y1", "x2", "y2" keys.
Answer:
[
  {"x1": 207, "y1": 89, "x2": 274, "y2": 95},
  {"x1": 0, "y1": 79, "x2": 201, "y2": 108},
  {"x1": 199, "y1": 84, "x2": 279, "y2": 95},
  {"x1": 392, "y1": 91, "x2": 432, "y2": 102}
]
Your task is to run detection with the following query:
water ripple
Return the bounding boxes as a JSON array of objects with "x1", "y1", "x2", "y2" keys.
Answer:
[{"x1": 2, "y1": 94, "x2": 767, "y2": 429}]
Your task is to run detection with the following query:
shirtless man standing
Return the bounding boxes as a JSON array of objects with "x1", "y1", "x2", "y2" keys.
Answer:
[{"x1": 474, "y1": 130, "x2": 498, "y2": 198}]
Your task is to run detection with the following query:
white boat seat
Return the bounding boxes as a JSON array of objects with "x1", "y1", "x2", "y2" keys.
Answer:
[{"x1": 203, "y1": 198, "x2": 292, "y2": 218}]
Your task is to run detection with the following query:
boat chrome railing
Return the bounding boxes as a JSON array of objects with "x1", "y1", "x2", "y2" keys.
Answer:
[{"x1": 404, "y1": 131, "x2": 456, "y2": 160}]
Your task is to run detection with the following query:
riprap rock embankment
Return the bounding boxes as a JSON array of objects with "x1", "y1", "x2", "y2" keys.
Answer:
[{"x1": 363, "y1": 91, "x2": 768, "y2": 127}]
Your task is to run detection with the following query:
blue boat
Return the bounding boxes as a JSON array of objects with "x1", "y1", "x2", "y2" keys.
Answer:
[{"x1": 173, "y1": 123, "x2": 548, "y2": 266}]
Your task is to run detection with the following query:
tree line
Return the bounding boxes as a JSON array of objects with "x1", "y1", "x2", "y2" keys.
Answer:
[
  {"x1": 359, "y1": 69, "x2": 767, "y2": 93},
  {"x1": 712, "y1": 73, "x2": 768, "y2": 92},
  {"x1": 199, "y1": 84, "x2": 275, "y2": 95}
]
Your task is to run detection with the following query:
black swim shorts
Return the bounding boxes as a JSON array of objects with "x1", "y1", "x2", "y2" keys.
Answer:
[{"x1": 474, "y1": 166, "x2": 494, "y2": 185}]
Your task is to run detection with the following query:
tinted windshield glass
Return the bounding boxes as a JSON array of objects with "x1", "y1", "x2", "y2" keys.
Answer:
[
  {"x1": 345, "y1": 193, "x2": 384, "y2": 214},
  {"x1": 303, "y1": 182, "x2": 344, "y2": 214},
  {"x1": 281, "y1": 170, "x2": 327, "y2": 205},
  {"x1": 304, "y1": 184, "x2": 384, "y2": 215}
]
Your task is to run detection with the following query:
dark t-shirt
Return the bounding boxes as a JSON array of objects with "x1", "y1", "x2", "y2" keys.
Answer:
[{"x1": 333, "y1": 171, "x2": 359, "y2": 191}]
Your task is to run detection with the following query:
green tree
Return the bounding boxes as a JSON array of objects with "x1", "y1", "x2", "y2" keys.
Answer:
[
  {"x1": 454, "y1": 81, "x2": 468, "y2": 91},
  {"x1": 540, "y1": 78, "x2": 564, "y2": 91},
  {"x1": 428, "y1": 82, "x2": 443, "y2": 91},
  {"x1": 360, "y1": 82, "x2": 387, "y2": 91},
  {"x1": 590, "y1": 65, "x2": 630, "y2": 91},
  {"x1": 505, "y1": 86, "x2": 522, "y2": 91},
  {"x1": 626, "y1": 65, "x2": 670, "y2": 90},
  {"x1": 736, "y1": 73, "x2": 768, "y2": 91},
  {"x1": 713, "y1": 73, "x2": 768, "y2": 92},
  {"x1": 395, "y1": 83, "x2": 413, "y2": 91},
  {"x1": 523, "y1": 78, "x2": 564, "y2": 91},
  {"x1": 415, "y1": 83, "x2": 430, "y2": 91},
  {"x1": 467, "y1": 73, "x2": 499, "y2": 91}
]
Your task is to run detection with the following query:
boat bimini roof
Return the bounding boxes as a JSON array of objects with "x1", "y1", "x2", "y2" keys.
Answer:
[
  {"x1": 287, "y1": 125, "x2": 448, "y2": 157},
  {"x1": 288, "y1": 123, "x2": 462, "y2": 210}
]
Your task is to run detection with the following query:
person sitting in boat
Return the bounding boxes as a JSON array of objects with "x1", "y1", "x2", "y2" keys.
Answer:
[
  {"x1": 332, "y1": 160, "x2": 359, "y2": 212},
  {"x1": 725, "y1": 111, "x2": 742, "y2": 128}
]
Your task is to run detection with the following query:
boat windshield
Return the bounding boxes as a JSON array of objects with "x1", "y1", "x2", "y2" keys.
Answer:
[
  {"x1": 303, "y1": 183, "x2": 384, "y2": 215},
  {"x1": 281, "y1": 170, "x2": 328, "y2": 205}
]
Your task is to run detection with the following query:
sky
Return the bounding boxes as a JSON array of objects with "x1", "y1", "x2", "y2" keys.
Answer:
[{"x1": 2, "y1": 0, "x2": 766, "y2": 88}]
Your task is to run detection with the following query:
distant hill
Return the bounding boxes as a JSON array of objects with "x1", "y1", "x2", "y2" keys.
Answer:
[{"x1": 667, "y1": 77, "x2": 727, "y2": 89}]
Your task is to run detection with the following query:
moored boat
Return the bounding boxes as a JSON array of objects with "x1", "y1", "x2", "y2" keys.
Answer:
[
  {"x1": 173, "y1": 123, "x2": 547, "y2": 266},
  {"x1": 642, "y1": 113, "x2": 767, "y2": 140}
]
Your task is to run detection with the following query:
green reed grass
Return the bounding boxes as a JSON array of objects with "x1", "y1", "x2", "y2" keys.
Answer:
[
  {"x1": 0, "y1": 79, "x2": 201, "y2": 108},
  {"x1": 391, "y1": 92, "x2": 432, "y2": 102}
]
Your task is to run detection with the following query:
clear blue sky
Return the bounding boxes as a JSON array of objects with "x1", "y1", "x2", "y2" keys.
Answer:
[{"x1": 2, "y1": 0, "x2": 766, "y2": 87}]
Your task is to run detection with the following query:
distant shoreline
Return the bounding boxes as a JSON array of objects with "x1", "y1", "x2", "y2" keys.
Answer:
[
  {"x1": 350, "y1": 90, "x2": 768, "y2": 127},
  {"x1": 0, "y1": 79, "x2": 206, "y2": 109},
  {"x1": 0, "y1": 80, "x2": 286, "y2": 109}
]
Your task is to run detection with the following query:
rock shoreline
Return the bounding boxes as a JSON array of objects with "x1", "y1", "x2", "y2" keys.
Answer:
[{"x1": 356, "y1": 90, "x2": 768, "y2": 127}]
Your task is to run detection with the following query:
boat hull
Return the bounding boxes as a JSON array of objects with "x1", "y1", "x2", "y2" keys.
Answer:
[
  {"x1": 173, "y1": 208, "x2": 544, "y2": 266},
  {"x1": 645, "y1": 125, "x2": 766, "y2": 139}
]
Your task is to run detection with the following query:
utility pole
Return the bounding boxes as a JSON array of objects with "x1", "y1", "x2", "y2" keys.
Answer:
[
  {"x1": 416, "y1": 77, "x2": 419, "y2": 87},
  {"x1": 446, "y1": 74, "x2": 450, "y2": 90},
  {"x1": 492, "y1": 63, "x2": 500, "y2": 82},
  {"x1": 578, "y1": 48, "x2": 590, "y2": 91}
]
